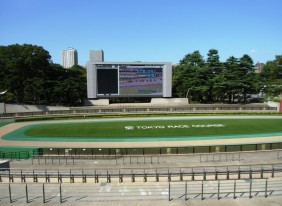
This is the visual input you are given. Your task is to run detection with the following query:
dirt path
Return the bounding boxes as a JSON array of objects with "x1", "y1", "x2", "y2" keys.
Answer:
[{"x1": 1, "y1": 116, "x2": 282, "y2": 148}]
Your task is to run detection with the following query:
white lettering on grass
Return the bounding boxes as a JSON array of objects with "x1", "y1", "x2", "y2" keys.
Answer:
[
  {"x1": 192, "y1": 124, "x2": 225, "y2": 128},
  {"x1": 125, "y1": 126, "x2": 134, "y2": 130},
  {"x1": 136, "y1": 126, "x2": 166, "y2": 129},
  {"x1": 167, "y1": 125, "x2": 190, "y2": 128},
  {"x1": 124, "y1": 124, "x2": 225, "y2": 130}
]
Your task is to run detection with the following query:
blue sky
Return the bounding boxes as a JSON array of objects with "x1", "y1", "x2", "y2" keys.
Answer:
[{"x1": 1, "y1": 0, "x2": 281, "y2": 65}]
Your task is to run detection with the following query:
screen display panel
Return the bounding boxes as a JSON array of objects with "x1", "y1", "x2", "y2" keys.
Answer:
[
  {"x1": 97, "y1": 69, "x2": 118, "y2": 95},
  {"x1": 96, "y1": 64, "x2": 163, "y2": 97},
  {"x1": 119, "y1": 65, "x2": 163, "y2": 96}
]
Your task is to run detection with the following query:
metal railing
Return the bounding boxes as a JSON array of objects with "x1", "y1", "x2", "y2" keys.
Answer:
[
  {"x1": 1, "y1": 164, "x2": 282, "y2": 184},
  {"x1": 1, "y1": 178, "x2": 282, "y2": 203},
  {"x1": 168, "y1": 178, "x2": 282, "y2": 201}
]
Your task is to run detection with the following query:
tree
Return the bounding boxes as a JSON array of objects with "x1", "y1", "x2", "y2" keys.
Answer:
[
  {"x1": 0, "y1": 44, "x2": 87, "y2": 106},
  {"x1": 261, "y1": 55, "x2": 282, "y2": 98},
  {"x1": 50, "y1": 65, "x2": 87, "y2": 106},
  {"x1": 238, "y1": 55, "x2": 261, "y2": 103},
  {"x1": 172, "y1": 50, "x2": 260, "y2": 104},
  {"x1": 222, "y1": 56, "x2": 240, "y2": 103},
  {"x1": 0, "y1": 44, "x2": 51, "y2": 103},
  {"x1": 43, "y1": 63, "x2": 66, "y2": 105},
  {"x1": 173, "y1": 51, "x2": 206, "y2": 102},
  {"x1": 205, "y1": 49, "x2": 223, "y2": 103},
  {"x1": 221, "y1": 55, "x2": 260, "y2": 103}
]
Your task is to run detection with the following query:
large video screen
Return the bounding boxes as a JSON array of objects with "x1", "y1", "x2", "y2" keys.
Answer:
[
  {"x1": 119, "y1": 66, "x2": 163, "y2": 96},
  {"x1": 96, "y1": 64, "x2": 163, "y2": 97}
]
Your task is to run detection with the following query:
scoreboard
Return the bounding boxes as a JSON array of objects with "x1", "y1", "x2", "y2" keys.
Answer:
[{"x1": 87, "y1": 62, "x2": 172, "y2": 98}]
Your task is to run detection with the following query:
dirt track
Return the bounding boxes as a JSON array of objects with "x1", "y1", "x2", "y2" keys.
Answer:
[{"x1": 1, "y1": 116, "x2": 282, "y2": 148}]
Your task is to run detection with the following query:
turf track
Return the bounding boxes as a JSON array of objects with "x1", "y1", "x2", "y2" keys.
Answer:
[{"x1": 0, "y1": 116, "x2": 282, "y2": 148}]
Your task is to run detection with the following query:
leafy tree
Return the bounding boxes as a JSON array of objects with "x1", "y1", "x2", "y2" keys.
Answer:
[
  {"x1": 63, "y1": 67, "x2": 87, "y2": 106},
  {"x1": 0, "y1": 44, "x2": 51, "y2": 103},
  {"x1": 44, "y1": 63, "x2": 66, "y2": 105},
  {"x1": 173, "y1": 51, "x2": 206, "y2": 102},
  {"x1": 173, "y1": 50, "x2": 261, "y2": 104},
  {"x1": 0, "y1": 44, "x2": 87, "y2": 106},
  {"x1": 222, "y1": 56, "x2": 240, "y2": 103},
  {"x1": 261, "y1": 55, "x2": 282, "y2": 98},
  {"x1": 50, "y1": 65, "x2": 86, "y2": 106},
  {"x1": 238, "y1": 55, "x2": 261, "y2": 103},
  {"x1": 205, "y1": 49, "x2": 223, "y2": 103}
]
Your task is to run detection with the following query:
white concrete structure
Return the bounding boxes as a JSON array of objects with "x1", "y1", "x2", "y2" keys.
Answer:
[
  {"x1": 61, "y1": 48, "x2": 78, "y2": 68},
  {"x1": 151, "y1": 98, "x2": 189, "y2": 105},
  {"x1": 0, "y1": 103, "x2": 4, "y2": 114},
  {"x1": 2, "y1": 104, "x2": 70, "y2": 114},
  {"x1": 267, "y1": 101, "x2": 280, "y2": 112}
]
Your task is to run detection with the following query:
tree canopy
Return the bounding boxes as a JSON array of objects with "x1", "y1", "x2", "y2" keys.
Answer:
[
  {"x1": 173, "y1": 50, "x2": 263, "y2": 103},
  {"x1": 0, "y1": 44, "x2": 86, "y2": 106},
  {"x1": 260, "y1": 55, "x2": 282, "y2": 99},
  {"x1": 1, "y1": 44, "x2": 280, "y2": 106}
]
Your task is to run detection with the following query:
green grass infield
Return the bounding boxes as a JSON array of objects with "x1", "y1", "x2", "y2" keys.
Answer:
[
  {"x1": 0, "y1": 122, "x2": 12, "y2": 127},
  {"x1": 2, "y1": 117, "x2": 282, "y2": 142}
]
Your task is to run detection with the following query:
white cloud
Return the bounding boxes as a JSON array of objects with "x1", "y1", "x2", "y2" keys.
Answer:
[{"x1": 250, "y1": 49, "x2": 257, "y2": 53}]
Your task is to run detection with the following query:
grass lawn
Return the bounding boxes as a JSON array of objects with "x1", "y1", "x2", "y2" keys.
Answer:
[
  {"x1": 0, "y1": 147, "x2": 37, "y2": 153},
  {"x1": 0, "y1": 122, "x2": 11, "y2": 127},
  {"x1": 3, "y1": 118, "x2": 279, "y2": 142},
  {"x1": 0, "y1": 147, "x2": 38, "y2": 159}
]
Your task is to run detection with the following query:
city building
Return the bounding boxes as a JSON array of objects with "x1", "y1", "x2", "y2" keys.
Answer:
[
  {"x1": 255, "y1": 62, "x2": 265, "y2": 73},
  {"x1": 61, "y1": 48, "x2": 78, "y2": 68},
  {"x1": 89, "y1": 50, "x2": 104, "y2": 62}
]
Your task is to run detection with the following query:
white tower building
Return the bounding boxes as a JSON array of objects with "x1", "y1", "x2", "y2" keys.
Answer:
[{"x1": 61, "y1": 48, "x2": 78, "y2": 68}]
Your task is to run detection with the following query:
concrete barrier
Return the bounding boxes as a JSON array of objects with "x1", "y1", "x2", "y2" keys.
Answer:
[
  {"x1": 151, "y1": 98, "x2": 189, "y2": 105},
  {"x1": 0, "y1": 103, "x2": 5, "y2": 114},
  {"x1": 4, "y1": 104, "x2": 70, "y2": 114},
  {"x1": 267, "y1": 101, "x2": 280, "y2": 112}
]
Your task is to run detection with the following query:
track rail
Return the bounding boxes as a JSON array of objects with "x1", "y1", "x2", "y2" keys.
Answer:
[{"x1": 1, "y1": 163, "x2": 282, "y2": 183}]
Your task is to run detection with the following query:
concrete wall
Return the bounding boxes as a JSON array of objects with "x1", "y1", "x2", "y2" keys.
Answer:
[
  {"x1": 151, "y1": 98, "x2": 189, "y2": 105},
  {"x1": 0, "y1": 103, "x2": 4, "y2": 114},
  {"x1": 1, "y1": 103, "x2": 278, "y2": 119},
  {"x1": 86, "y1": 99, "x2": 110, "y2": 106},
  {"x1": 267, "y1": 101, "x2": 280, "y2": 112},
  {"x1": 4, "y1": 104, "x2": 70, "y2": 114}
]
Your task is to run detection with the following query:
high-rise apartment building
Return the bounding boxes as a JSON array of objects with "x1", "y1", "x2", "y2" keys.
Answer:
[
  {"x1": 89, "y1": 50, "x2": 104, "y2": 62},
  {"x1": 255, "y1": 62, "x2": 265, "y2": 73},
  {"x1": 61, "y1": 48, "x2": 78, "y2": 68}
]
